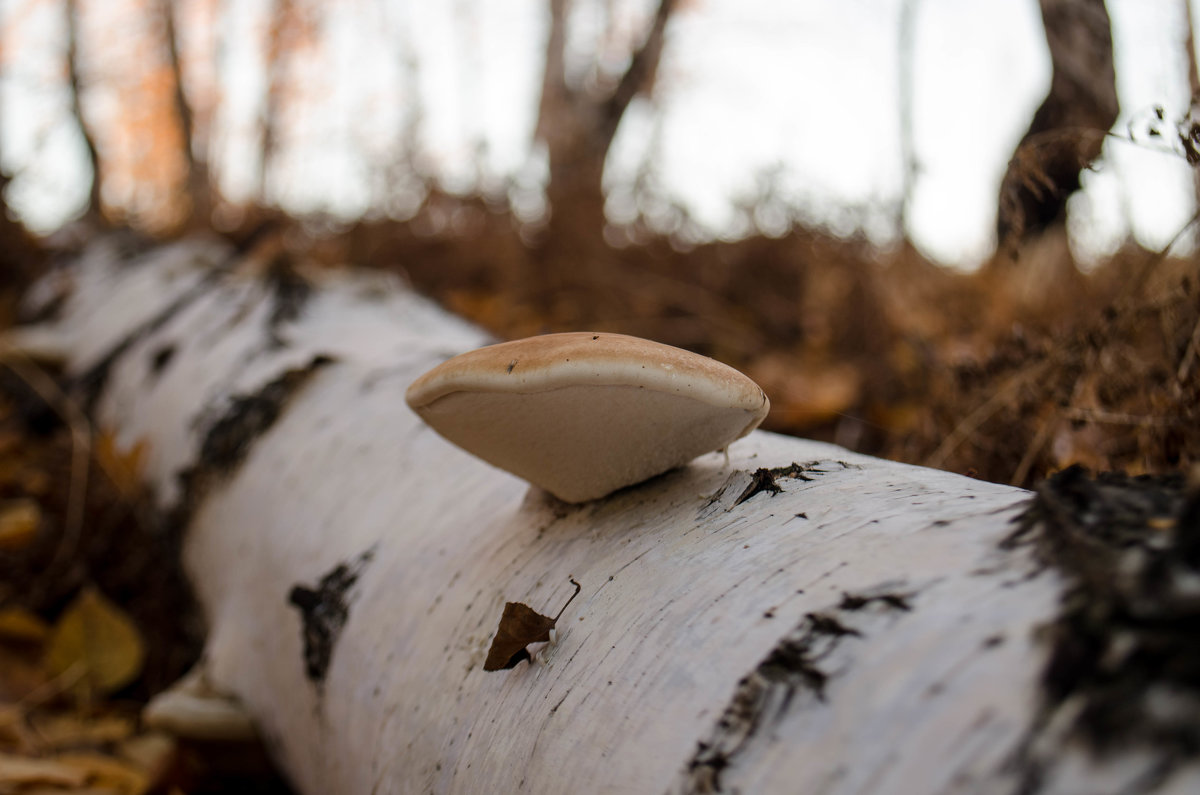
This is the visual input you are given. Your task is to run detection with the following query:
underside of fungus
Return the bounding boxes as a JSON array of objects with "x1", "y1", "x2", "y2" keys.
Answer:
[{"x1": 405, "y1": 332, "x2": 770, "y2": 503}]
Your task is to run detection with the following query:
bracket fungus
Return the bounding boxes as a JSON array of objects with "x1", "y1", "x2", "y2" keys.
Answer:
[{"x1": 405, "y1": 332, "x2": 770, "y2": 503}]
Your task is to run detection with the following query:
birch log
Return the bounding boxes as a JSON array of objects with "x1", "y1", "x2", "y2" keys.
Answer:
[{"x1": 15, "y1": 235, "x2": 1199, "y2": 794}]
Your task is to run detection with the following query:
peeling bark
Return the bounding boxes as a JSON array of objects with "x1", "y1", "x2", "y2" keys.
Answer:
[{"x1": 14, "y1": 235, "x2": 1200, "y2": 794}]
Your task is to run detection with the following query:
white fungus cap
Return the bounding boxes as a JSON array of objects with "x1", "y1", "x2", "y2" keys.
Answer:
[
  {"x1": 142, "y1": 665, "x2": 258, "y2": 741},
  {"x1": 405, "y1": 332, "x2": 770, "y2": 503}
]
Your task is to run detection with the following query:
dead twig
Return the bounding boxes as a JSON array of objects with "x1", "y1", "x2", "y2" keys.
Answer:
[
  {"x1": 1175, "y1": 315, "x2": 1200, "y2": 386},
  {"x1": 926, "y1": 361, "x2": 1049, "y2": 470},
  {"x1": 1011, "y1": 413, "x2": 1055, "y2": 487},
  {"x1": 1130, "y1": 208, "x2": 1200, "y2": 297},
  {"x1": 1060, "y1": 406, "x2": 1183, "y2": 427}
]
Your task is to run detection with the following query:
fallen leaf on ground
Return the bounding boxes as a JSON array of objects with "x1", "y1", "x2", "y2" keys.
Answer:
[
  {"x1": 0, "y1": 606, "x2": 50, "y2": 644},
  {"x1": 94, "y1": 432, "x2": 148, "y2": 500},
  {"x1": 44, "y1": 588, "x2": 145, "y2": 703},
  {"x1": 53, "y1": 751, "x2": 149, "y2": 795},
  {"x1": 116, "y1": 732, "x2": 176, "y2": 789},
  {"x1": 29, "y1": 712, "x2": 135, "y2": 751},
  {"x1": 0, "y1": 499, "x2": 41, "y2": 549},
  {"x1": 0, "y1": 751, "x2": 89, "y2": 788}
]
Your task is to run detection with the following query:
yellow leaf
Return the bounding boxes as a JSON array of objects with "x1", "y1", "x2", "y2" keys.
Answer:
[
  {"x1": 44, "y1": 589, "x2": 146, "y2": 703},
  {"x1": 0, "y1": 704, "x2": 34, "y2": 751},
  {"x1": 0, "y1": 605, "x2": 50, "y2": 644},
  {"x1": 94, "y1": 431, "x2": 149, "y2": 500},
  {"x1": 116, "y1": 732, "x2": 177, "y2": 791},
  {"x1": 0, "y1": 499, "x2": 41, "y2": 550}
]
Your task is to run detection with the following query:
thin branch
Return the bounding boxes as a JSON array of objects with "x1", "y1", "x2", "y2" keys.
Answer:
[
  {"x1": 1010, "y1": 413, "x2": 1054, "y2": 486},
  {"x1": 1060, "y1": 406, "x2": 1184, "y2": 427},
  {"x1": 601, "y1": 0, "x2": 676, "y2": 142},
  {"x1": 1130, "y1": 207, "x2": 1200, "y2": 295},
  {"x1": 1175, "y1": 315, "x2": 1200, "y2": 386},
  {"x1": 926, "y1": 361, "x2": 1050, "y2": 470}
]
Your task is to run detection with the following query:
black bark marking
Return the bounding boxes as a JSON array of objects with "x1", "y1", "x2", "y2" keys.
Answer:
[
  {"x1": 1004, "y1": 465, "x2": 1200, "y2": 792},
  {"x1": 731, "y1": 461, "x2": 852, "y2": 508},
  {"x1": 288, "y1": 546, "x2": 375, "y2": 685},
  {"x1": 199, "y1": 356, "x2": 332, "y2": 473},
  {"x1": 168, "y1": 355, "x2": 334, "y2": 531},
  {"x1": 265, "y1": 255, "x2": 312, "y2": 345},
  {"x1": 733, "y1": 469, "x2": 781, "y2": 505},
  {"x1": 677, "y1": 590, "x2": 912, "y2": 794},
  {"x1": 837, "y1": 587, "x2": 912, "y2": 613},
  {"x1": 148, "y1": 343, "x2": 176, "y2": 377}
]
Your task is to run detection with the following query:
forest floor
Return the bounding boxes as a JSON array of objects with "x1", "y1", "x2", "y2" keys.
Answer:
[
  {"x1": 322, "y1": 191, "x2": 1200, "y2": 488},
  {"x1": 0, "y1": 202, "x2": 1196, "y2": 793}
]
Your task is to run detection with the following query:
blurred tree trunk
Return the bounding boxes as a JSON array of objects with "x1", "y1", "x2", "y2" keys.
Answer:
[
  {"x1": 260, "y1": 0, "x2": 294, "y2": 202},
  {"x1": 161, "y1": 0, "x2": 211, "y2": 231},
  {"x1": 533, "y1": 0, "x2": 676, "y2": 296},
  {"x1": 65, "y1": 0, "x2": 105, "y2": 225},
  {"x1": 897, "y1": 0, "x2": 920, "y2": 237},
  {"x1": 0, "y1": 27, "x2": 43, "y2": 287},
  {"x1": 0, "y1": 169, "x2": 45, "y2": 294},
  {"x1": 1184, "y1": 0, "x2": 1200, "y2": 211},
  {"x1": 995, "y1": 0, "x2": 1118, "y2": 255}
]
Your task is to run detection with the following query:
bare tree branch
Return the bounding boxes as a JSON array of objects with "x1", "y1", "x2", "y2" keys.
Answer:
[
  {"x1": 601, "y1": 0, "x2": 675, "y2": 143},
  {"x1": 65, "y1": 0, "x2": 104, "y2": 223}
]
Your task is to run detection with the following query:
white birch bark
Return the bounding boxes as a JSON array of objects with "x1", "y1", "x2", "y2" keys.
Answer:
[{"x1": 13, "y1": 235, "x2": 1198, "y2": 794}]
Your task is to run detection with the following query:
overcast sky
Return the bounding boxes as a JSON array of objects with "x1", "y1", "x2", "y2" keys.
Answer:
[{"x1": 2, "y1": 0, "x2": 1198, "y2": 267}]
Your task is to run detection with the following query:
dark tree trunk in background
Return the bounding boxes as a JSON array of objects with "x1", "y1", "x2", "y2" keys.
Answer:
[
  {"x1": 897, "y1": 0, "x2": 921, "y2": 236},
  {"x1": 161, "y1": 0, "x2": 211, "y2": 231},
  {"x1": 1184, "y1": 0, "x2": 1200, "y2": 212},
  {"x1": 66, "y1": 0, "x2": 105, "y2": 224},
  {"x1": 0, "y1": 176, "x2": 46, "y2": 293},
  {"x1": 533, "y1": 0, "x2": 676, "y2": 295},
  {"x1": 260, "y1": 0, "x2": 296, "y2": 202},
  {"x1": 996, "y1": 0, "x2": 1118, "y2": 253}
]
